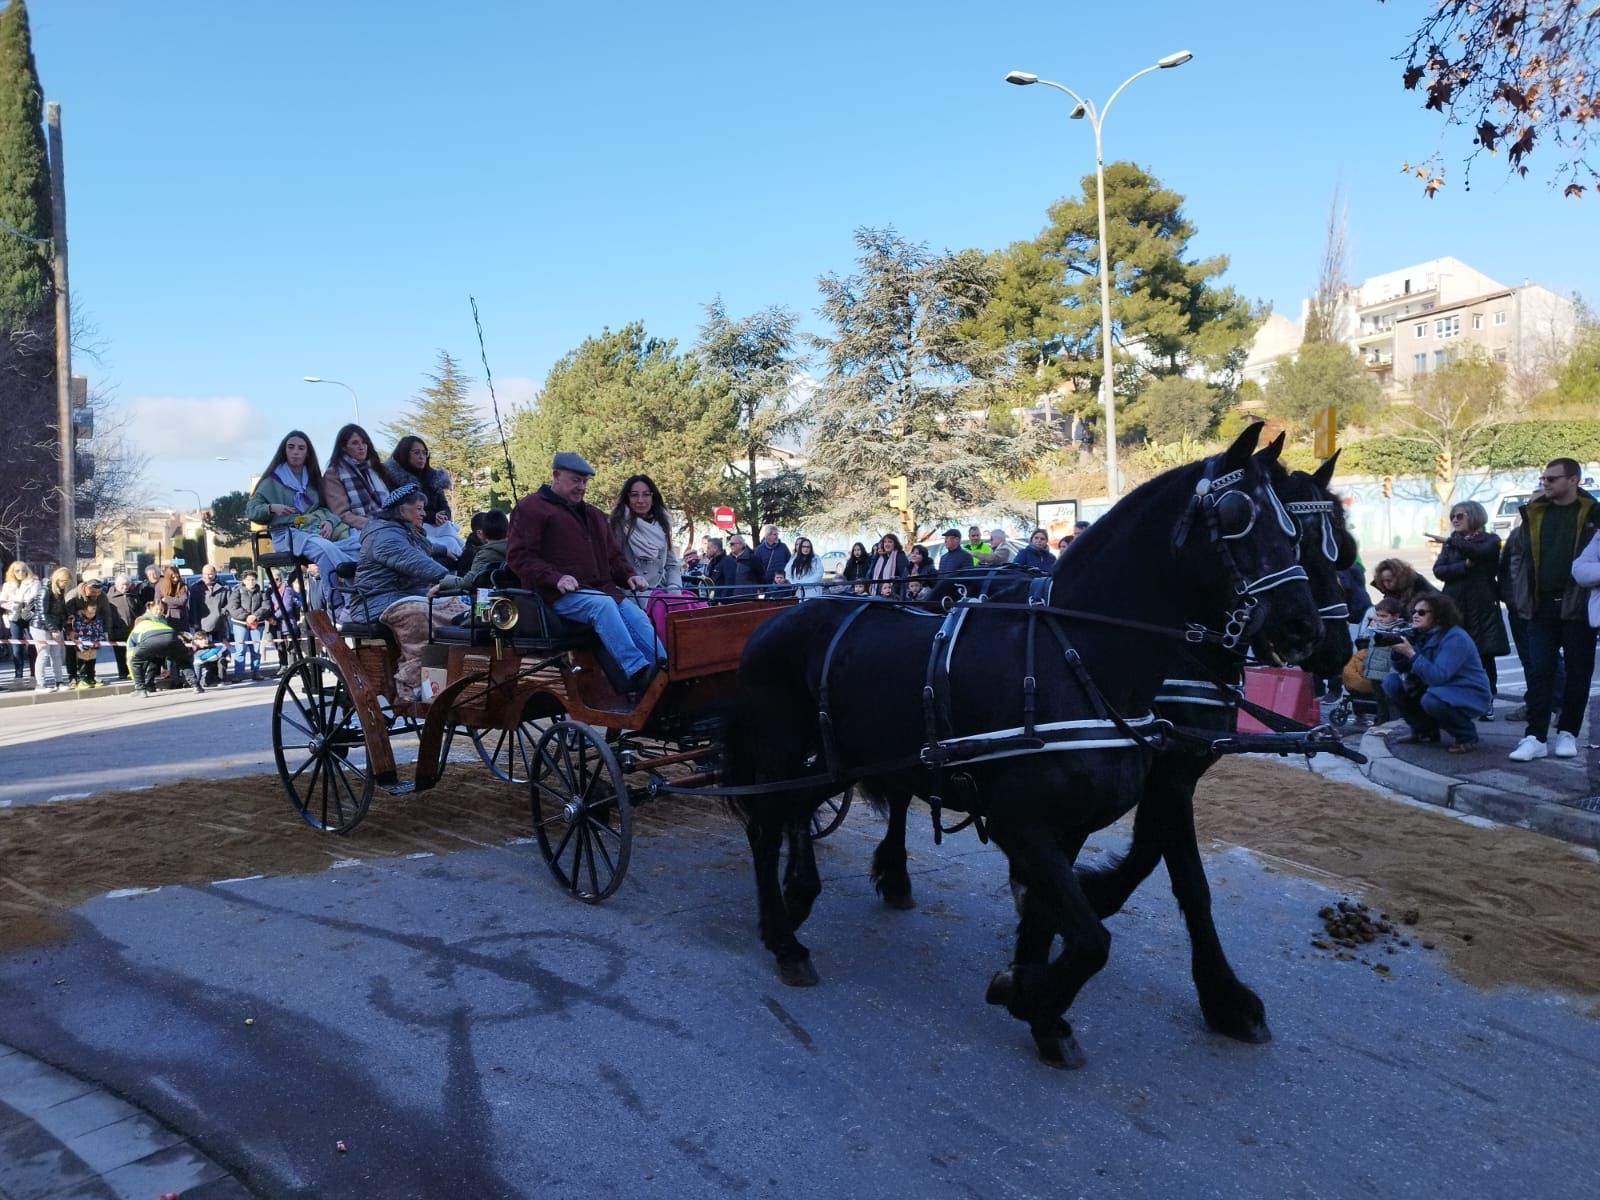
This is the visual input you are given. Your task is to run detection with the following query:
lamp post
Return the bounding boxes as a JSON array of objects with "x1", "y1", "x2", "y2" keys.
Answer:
[
  {"x1": 1006, "y1": 51, "x2": 1193, "y2": 502},
  {"x1": 302, "y1": 375, "x2": 360, "y2": 422}
]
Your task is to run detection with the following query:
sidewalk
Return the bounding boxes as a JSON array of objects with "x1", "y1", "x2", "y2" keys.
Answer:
[
  {"x1": 1360, "y1": 692, "x2": 1600, "y2": 849},
  {"x1": 0, "y1": 1041, "x2": 252, "y2": 1199}
]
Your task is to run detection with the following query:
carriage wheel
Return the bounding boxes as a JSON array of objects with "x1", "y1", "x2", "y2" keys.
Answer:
[
  {"x1": 529, "y1": 719, "x2": 632, "y2": 902},
  {"x1": 810, "y1": 785, "x2": 854, "y2": 839},
  {"x1": 471, "y1": 714, "x2": 547, "y2": 783},
  {"x1": 272, "y1": 656, "x2": 375, "y2": 833}
]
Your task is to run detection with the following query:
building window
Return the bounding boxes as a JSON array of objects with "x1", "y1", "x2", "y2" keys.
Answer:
[
  {"x1": 1493, "y1": 310, "x2": 1507, "y2": 326},
  {"x1": 1412, "y1": 353, "x2": 1428, "y2": 374},
  {"x1": 1434, "y1": 349, "x2": 1452, "y2": 368},
  {"x1": 1414, "y1": 324, "x2": 1427, "y2": 339},
  {"x1": 1435, "y1": 316, "x2": 1460, "y2": 339},
  {"x1": 1493, "y1": 348, "x2": 1508, "y2": 363},
  {"x1": 1472, "y1": 313, "x2": 1484, "y2": 330}
]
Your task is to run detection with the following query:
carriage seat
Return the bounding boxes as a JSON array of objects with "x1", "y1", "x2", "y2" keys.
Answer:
[
  {"x1": 257, "y1": 551, "x2": 303, "y2": 571},
  {"x1": 489, "y1": 588, "x2": 598, "y2": 653},
  {"x1": 336, "y1": 617, "x2": 392, "y2": 641}
]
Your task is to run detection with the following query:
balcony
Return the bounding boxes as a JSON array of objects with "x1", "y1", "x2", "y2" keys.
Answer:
[{"x1": 1363, "y1": 351, "x2": 1394, "y2": 371}]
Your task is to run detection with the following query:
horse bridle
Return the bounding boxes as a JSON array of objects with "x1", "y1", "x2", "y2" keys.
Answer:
[
  {"x1": 1285, "y1": 497, "x2": 1350, "y2": 624},
  {"x1": 1180, "y1": 465, "x2": 1309, "y2": 650}
]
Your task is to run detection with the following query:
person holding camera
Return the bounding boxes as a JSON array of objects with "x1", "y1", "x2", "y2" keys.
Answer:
[
  {"x1": 1380, "y1": 593, "x2": 1492, "y2": 753},
  {"x1": 1429, "y1": 500, "x2": 1507, "y2": 719}
]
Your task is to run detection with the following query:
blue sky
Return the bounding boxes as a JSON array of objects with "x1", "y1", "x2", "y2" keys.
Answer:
[{"x1": 25, "y1": 0, "x2": 1598, "y2": 507}]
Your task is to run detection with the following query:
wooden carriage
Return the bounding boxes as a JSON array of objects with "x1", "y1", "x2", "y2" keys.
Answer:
[{"x1": 271, "y1": 589, "x2": 850, "y2": 901}]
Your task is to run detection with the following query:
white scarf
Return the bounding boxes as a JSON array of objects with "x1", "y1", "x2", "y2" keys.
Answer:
[{"x1": 623, "y1": 516, "x2": 668, "y2": 570}]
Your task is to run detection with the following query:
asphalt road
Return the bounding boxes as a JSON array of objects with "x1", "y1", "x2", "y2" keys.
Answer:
[{"x1": 2, "y1": 692, "x2": 1598, "y2": 1198}]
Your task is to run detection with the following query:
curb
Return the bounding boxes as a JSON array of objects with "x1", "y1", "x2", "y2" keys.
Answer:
[
  {"x1": 1360, "y1": 725, "x2": 1600, "y2": 851},
  {"x1": 0, "y1": 680, "x2": 139, "y2": 710},
  {"x1": 0, "y1": 1041, "x2": 254, "y2": 1198}
]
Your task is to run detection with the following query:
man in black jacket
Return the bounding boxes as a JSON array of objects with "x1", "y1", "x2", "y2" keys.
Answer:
[{"x1": 938, "y1": 529, "x2": 974, "y2": 575}]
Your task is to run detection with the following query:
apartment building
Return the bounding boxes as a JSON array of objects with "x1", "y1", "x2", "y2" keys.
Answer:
[{"x1": 1245, "y1": 255, "x2": 1577, "y2": 395}]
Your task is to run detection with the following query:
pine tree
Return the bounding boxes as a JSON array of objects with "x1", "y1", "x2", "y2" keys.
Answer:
[
  {"x1": 382, "y1": 350, "x2": 493, "y2": 514},
  {"x1": 0, "y1": 0, "x2": 59, "y2": 565},
  {"x1": 0, "y1": 0, "x2": 51, "y2": 329},
  {"x1": 506, "y1": 323, "x2": 736, "y2": 537},
  {"x1": 802, "y1": 228, "x2": 1037, "y2": 541},
  {"x1": 969, "y1": 164, "x2": 1261, "y2": 431}
]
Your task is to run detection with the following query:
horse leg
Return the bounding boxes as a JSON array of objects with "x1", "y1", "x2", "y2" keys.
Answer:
[
  {"x1": 985, "y1": 827, "x2": 1109, "y2": 1069},
  {"x1": 869, "y1": 790, "x2": 916, "y2": 910},
  {"x1": 1075, "y1": 792, "x2": 1168, "y2": 920},
  {"x1": 744, "y1": 805, "x2": 819, "y2": 987},
  {"x1": 1158, "y1": 786, "x2": 1270, "y2": 1043},
  {"x1": 781, "y1": 811, "x2": 823, "y2": 930}
]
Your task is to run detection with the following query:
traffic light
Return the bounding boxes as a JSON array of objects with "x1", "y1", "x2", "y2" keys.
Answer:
[
  {"x1": 1312, "y1": 405, "x2": 1337, "y2": 459},
  {"x1": 887, "y1": 475, "x2": 909, "y2": 513},
  {"x1": 1380, "y1": 475, "x2": 1393, "y2": 499},
  {"x1": 1435, "y1": 449, "x2": 1452, "y2": 481}
]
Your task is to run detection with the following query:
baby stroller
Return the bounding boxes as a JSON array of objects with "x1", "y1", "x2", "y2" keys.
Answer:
[{"x1": 1328, "y1": 640, "x2": 1394, "y2": 729}]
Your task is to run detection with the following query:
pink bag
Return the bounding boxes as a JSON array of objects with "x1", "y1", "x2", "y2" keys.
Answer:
[
  {"x1": 1235, "y1": 665, "x2": 1318, "y2": 733},
  {"x1": 645, "y1": 588, "x2": 707, "y2": 643}
]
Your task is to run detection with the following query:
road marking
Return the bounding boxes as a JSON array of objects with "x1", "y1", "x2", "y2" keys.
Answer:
[
  {"x1": 211, "y1": 875, "x2": 264, "y2": 886},
  {"x1": 104, "y1": 887, "x2": 159, "y2": 899}
]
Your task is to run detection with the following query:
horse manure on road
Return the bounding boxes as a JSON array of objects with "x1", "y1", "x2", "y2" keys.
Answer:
[{"x1": 1195, "y1": 758, "x2": 1600, "y2": 1012}]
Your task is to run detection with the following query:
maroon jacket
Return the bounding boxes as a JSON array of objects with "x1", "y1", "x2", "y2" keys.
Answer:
[{"x1": 507, "y1": 485, "x2": 636, "y2": 602}]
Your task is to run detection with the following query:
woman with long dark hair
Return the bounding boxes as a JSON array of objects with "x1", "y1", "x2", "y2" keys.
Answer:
[
  {"x1": 321, "y1": 423, "x2": 395, "y2": 541},
  {"x1": 840, "y1": 541, "x2": 871, "y2": 594},
  {"x1": 608, "y1": 474, "x2": 680, "y2": 597},
  {"x1": 787, "y1": 537, "x2": 823, "y2": 599},
  {"x1": 245, "y1": 430, "x2": 356, "y2": 603},
  {"x1": 388, "y1": 435, "x2": 464, "y2": 557}
]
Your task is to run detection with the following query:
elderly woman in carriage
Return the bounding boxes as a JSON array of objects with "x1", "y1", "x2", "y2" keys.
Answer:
[{"x1": 344, "y1": 481, "x2": 468, "y2": 704}]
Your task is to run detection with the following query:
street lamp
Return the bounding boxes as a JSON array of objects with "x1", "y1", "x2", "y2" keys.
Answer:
[
  {"x1": 302, "y1": 375, "x2": 361, "y2": 422},
  {"x1": 1006, "y1": 50, "x2": 1193, "y2": 502},
  {"x1": 173, "y1": 488, "x2": 203, "y2": 517}
]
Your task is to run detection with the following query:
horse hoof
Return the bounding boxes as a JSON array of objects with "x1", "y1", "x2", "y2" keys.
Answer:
[
  {"x1": 985, "y1": 970, "x2": 1014, "y2": 1008},
  {"x1": 883, "y1": 891, "x2": 916, "y2": 911},
  {"x1": 778, "y1": 958, "x2": 820, "y2": 988},
  {"x1": 1203, "y1": 988, "x2": 1272, "y2": 1044},
  {"x1": 1032, "y1": 1025, "x2": 1088, "y2": 1070}
]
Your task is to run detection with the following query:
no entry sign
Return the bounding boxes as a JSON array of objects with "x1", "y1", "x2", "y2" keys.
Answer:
[{"x1": 712, "y1": 506, "x2": 737, "y2": 530}]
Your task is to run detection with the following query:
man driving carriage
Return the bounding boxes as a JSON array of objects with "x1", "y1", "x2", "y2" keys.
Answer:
[{"x1": 506, "y1": 452, "x2": 665, "y2": 695}]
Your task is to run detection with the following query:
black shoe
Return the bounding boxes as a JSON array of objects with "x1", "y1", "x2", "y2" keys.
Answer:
[
  {"x1": 1479, "y1": 709, "x2": 1496, "y2": 721},
  {"x1": 626, "y1": 665, "x2": 656, "y2": 693}
]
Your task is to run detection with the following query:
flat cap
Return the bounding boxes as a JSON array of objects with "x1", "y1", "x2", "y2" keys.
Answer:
[{"x1": 552, "y1": 451, "x2": 596, "y2": 477}]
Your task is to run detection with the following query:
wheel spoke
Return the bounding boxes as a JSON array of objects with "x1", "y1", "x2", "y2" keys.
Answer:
[
  {"x1": 549, "y1": 812, "x2": 579, "y2": 866},
  {"x1": 279, "y1": 712, "x2": 316, "y2": 741},
  {"x1": 588, "y1": 819, "x2": 617, "y2": 875},
  {"x1": 288, "y1": 752, "x2": 317, "y2": 784},
  {"x1": 583, "y1": 822, "x2": 601, "y2": 896}
]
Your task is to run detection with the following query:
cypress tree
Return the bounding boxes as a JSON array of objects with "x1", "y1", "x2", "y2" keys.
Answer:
[{"x1": 0, "y1": 0, "x2": 52, "y2": 330}]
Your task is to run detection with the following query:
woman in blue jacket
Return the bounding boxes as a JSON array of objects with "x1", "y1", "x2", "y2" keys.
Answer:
[{"x1": 1381, "y1": 592, "x2": 1492, "y2": 752}]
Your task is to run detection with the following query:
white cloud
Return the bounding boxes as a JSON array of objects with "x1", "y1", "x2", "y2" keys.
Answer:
[{"x1": 124, "y1": 395, "x2": 270, "y2": 460}]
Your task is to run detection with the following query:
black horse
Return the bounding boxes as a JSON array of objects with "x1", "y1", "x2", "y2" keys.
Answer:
[
  {"x1": 723, "y1": 425, "x2": 1324, "y2": 1067},
  {"x1": 861, "y1": 446, "x2": 1360, "y2": 1049}
]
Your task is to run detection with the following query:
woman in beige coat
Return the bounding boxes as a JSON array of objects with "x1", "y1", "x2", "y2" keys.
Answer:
[{"x1": 608, "y1": 474, "x2": 681, "y2": 602}]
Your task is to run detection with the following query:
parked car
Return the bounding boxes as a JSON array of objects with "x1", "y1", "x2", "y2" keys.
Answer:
[{"x1": 1490, "y1": 493, "x2": 1531, "y2": 539}]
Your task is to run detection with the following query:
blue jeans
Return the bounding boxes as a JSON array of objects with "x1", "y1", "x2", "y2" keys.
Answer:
[
  {"x1": 1523, "y1": 600, "x2": 1597, "y2": 739},
  {"x1": 551, "y1": 589, "x2": 664, "y2": 678},
  {"x1": 231, "y1": 621, "x2": 261, "y2": 678},
  {"x1": 1382, "y1": 673, "x2": 1478, "y2": 744}
]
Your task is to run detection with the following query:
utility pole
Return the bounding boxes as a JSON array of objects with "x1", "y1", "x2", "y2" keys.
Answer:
[{"x1": 47, "y1": 102, "x2": 73, "y2": 571}]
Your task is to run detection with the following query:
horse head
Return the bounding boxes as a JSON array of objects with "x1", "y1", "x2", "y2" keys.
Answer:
[
  {"x1": 1267, "y1": 445, "x2": 1357, "y2": 675},
  {"x1": 1168, "y1": 423, "x2": 1322, "y2": 664}
]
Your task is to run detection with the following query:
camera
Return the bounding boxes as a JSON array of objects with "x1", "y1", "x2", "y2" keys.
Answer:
[{"x1": 1371, "y1": 625, "x2": 1415, "y2": 647}]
